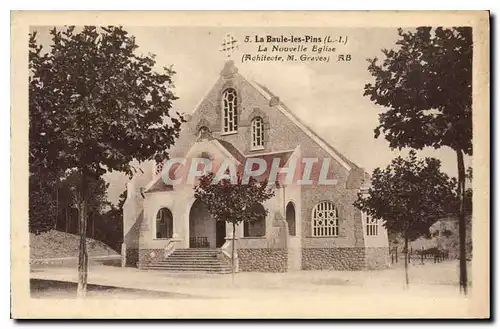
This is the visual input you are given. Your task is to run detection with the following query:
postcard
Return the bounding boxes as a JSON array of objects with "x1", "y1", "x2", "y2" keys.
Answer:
[{"x1": 11, "y1": 11, "x2": 489, "y2": 318}]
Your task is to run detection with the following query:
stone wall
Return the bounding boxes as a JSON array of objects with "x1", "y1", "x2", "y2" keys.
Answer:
[
  {"x1": 302, "y1": 247, "x2": 365, "y2": 270},
  {"x1": 364, "y1": 247, "x2": 390, "y2": 270},
  {"x1": 125, "y1": 248, "x2": 139, "y2": 267},
  {"x1": 138, "y1": 248, "x2": 165, "y2": 268},
  {"x1": 239, "y1": 248, "x2": 287, "y2": 272}
]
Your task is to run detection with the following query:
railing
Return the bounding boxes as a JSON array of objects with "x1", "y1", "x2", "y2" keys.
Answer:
[
  {"x1": 190, "y1": 236, "x2": 209, "y2": 248},
  {"x1": 164, "y1": 238, "x2": 182, "y2": 258},
  {"x1": 390, "y1": 246, "x2": 449, "y2": 265}
]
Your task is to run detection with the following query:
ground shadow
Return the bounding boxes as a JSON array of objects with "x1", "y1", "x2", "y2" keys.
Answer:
[
  {"x1": 100, "y1": 259, "x2": 122, "y2": 267},
  {"x1": 30, "y1": 279, "x2": 214, "y2": 299}
]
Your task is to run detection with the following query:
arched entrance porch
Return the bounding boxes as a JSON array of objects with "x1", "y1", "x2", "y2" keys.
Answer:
[{"x1": 189, "y1": 199, "x2": 226, "y2": 248}]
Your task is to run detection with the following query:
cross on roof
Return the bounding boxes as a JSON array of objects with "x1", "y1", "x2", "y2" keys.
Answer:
[{"x1": 219, "y1": 33, "x2": 239, "y2": 58}]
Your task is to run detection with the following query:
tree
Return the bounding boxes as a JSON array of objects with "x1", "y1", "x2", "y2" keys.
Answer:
[
  {"x1": 29, "y1": 171, "x2": 57, "y2": 234},
  {"x1": 194, "y1": 173, "x2": 275, "y2": 282},
  {"x1": 60, "y1": 171, "x2": 111, "y2": 238},
  {"x1": 94, "y1": 190, "x2": 127, "y2": 252},
  {"x1": 29, "y1": 26, "x2": 183, "y2": 297},
  {"x1": 364, "y1": 27, "x2": 472, "y2": 293},
  {"x1": 354, "y1": 150, "x2": 457, "y2": 287}
]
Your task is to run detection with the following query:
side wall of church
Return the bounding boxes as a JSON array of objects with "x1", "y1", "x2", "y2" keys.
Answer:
[
  {"x1": 137, "y1": 187, "x2": 194, "y2": 267},
  {"x1": 122, "y1": 181, "x2": 144, "y2": 267},
  {"x1": 362, "y1": 213, "x2": 390, "y2": 269}
]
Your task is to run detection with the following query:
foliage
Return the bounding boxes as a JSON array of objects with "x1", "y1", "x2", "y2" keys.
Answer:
[
  {"x1": 364, "y1": 27, "x2": 472, "y2": 155},
  {"x1": 29, "y1": 172, "x2": 57, "y2": 234},
  {"x1": 29, "y1": 25, "x2": 183, "y2": 296},
  {"x1": 94, "y1": 190, "x2": 127, "y2": 252},
  {"x1": 94, "y1": 205, "x2": 123, "y2": 252},
  {"x1": 363, "y1": 26, "x2": 472, "y2": 293},
  {"x1": 60, "y1": 170, "x2": 111, "y2": 215},
  {"x1": 354, "y1": 150, "x2": 456, "y2": 286},
  {"x1": 194, "y1": 173, "x2": 275, "y2": 226},
  {"x1": 354, "y1": 150, "x2": 456, "y2": 241},
  {"x1": 29, "y1": 26, "x2": 184, "y2": 177},
  {"x1": 194, "y1": 172, "x2": 275, "y2": 280},
  {"x1": 442, "y1": 229, "x2": 454, "y2": 238}
]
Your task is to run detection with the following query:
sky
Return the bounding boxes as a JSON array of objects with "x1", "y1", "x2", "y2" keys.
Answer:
[{"x1": 32, "y1": 26, "x2": 472, "y2": 204}]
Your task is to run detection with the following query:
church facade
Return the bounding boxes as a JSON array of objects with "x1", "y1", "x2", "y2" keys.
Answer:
[{"x1": 122, "y1": 60, "x2": 389, "y2": 272}]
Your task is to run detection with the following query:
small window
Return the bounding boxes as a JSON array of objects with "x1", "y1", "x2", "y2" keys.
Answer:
[
  {"x1": 198, "y1": 126, "x2": 210, "y2": 137},
  {"x1": 222, "y1": 88, "x2": 238, "y2": 133},
  {"x1": 251, "y1": 117, "x2": 265, "y2": 149},
  {"x1": 311, "y1": 201, "x2": 339, "y2": 237},
  {"x1": 365, "y1": 214, "x2": 378, "y2": 236},
  {"x1": 156, "y1": 208, "x2": 173, "y2": 239},
  {"x1": 286, "y1": 202, "x2": 296, "y2": 236}
]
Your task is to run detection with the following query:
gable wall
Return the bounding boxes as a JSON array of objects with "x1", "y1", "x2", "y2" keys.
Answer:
[{"x1": 167, "y1": 70, "x2": 365, "y2": 253}]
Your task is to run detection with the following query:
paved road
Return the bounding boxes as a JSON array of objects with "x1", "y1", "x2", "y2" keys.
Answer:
[{"x1": 30, "y1": 260, "x2": 466, "y2": 299}]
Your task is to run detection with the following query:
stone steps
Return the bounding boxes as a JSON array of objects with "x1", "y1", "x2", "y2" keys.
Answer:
[{"x1": 142, "y1": 248, "x2": 232, "y2": 274}]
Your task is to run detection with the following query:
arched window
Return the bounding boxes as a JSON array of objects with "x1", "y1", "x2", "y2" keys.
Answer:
[
  {"x1": 222, "y1": 88, "x2": 238, "y2": 133},
  {"x1": 286, "y1": 202, "x2": 296, "y2": 236},
  {"x1": 311, "y1": 201, "x2": 339, "y2": 237},
  {"x1": 156, "y1": 208, "x2": 173, "y2": 239},
  {"x1": 364, "y1": 213, "x2": 379, "y2": 236},
  {"x1": 243, "y1": 204, "x2": 266, "y2": 237},
  {"x1": 198, "y1": 126, "x2": 210, "y2": 137},
  {"x1": 251, "y1": 116, "x2": 265, "y2": 149}
]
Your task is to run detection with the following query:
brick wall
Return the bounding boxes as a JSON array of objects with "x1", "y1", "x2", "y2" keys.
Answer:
[
  {"x1": 239, "y1": 248, "x2": 288, "y2": 272},
  {"x1": 138, "y1": 249, "x2": 165, "y2": 268},
  {"x1": 302, "y1": 247, "x2": 365, "y2": 270}
]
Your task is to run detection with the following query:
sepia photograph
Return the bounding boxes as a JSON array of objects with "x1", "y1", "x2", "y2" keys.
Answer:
[{"x1": 11, "y1": 11, "x2": 490, "y2": 318}]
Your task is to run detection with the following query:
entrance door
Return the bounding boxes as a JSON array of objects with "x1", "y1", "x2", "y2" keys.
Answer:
[
  {"x1": 215, "y1": 220, "x2": 226, "y2": 248},
  {"x1": 189, "y1": 199, "x2": 214, "y2": 248}
]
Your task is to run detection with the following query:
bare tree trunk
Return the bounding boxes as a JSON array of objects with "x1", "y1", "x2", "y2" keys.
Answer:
[
  {"x1": 65, "y1": 207, "x2": 69, "y2": 233},
  {"x1": 404, "y1": 230, "x2": 409, "y2": 288},
  {"x1": 456, "y1": 149, "x2": 468, "y2": 294},
  {"x1": 77, "y1": 172, "x2": 88, "y2": 298},
  {"x1": 231, "y1": 222, "x2": 236, "y2": 285},
  {"x1": 54, "y1": 184, "x2": 59, "y2": 230}
]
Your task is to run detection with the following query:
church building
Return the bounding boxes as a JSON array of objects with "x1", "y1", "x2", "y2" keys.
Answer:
[{"x1": 122, "y1": 60, "x2": 389, "y2": 273}]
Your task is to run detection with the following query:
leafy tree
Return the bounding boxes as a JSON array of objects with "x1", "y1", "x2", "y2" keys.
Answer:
[
  {"x1": 364, "y1": 27, "x2": 472, "y2": 293},
  {"x1": 29, "y1": 172, "x2": 57, "y2": 234},
  {"x1": 94, "y1": 190, "x2": 127, "y2": 252},
  {"x1": 194, "y1": 173, "x2": 275, "y2": 281},
  {"x1": 95, "y1": 205, "x2": 123, "y2": 252},
  {"x1": 354, "y1": 150, "x2": 456, "y2": 287},
  {"x1": 29, "y1": 26, "x2": 183, "y2": 297},
  {"x1": 117, "y1": 189, "x2": 127, "y2": 210},
  {"x1": 61, "y1": 170, "x2": 111, "y2": 218}
]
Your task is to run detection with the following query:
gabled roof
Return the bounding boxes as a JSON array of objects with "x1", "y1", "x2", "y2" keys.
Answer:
[
  {"x1": 189, "y1": 60, "x2": 359, "y2": 172},
  {"x1": 245, "y1": 149, "x2": 296, "y2": 183},
  {"x1": 215, "y1": 139, "x2": 246, "y2": 164},
  {"x1": 250, "y1": 80, "x2": 359, "y2": 171},
  {"x1": 144, "y1": 61, "x2": 364, "y2": 192},
  {"x1": 246, "y1": 150, "x2": 294, "y2": 169}
]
